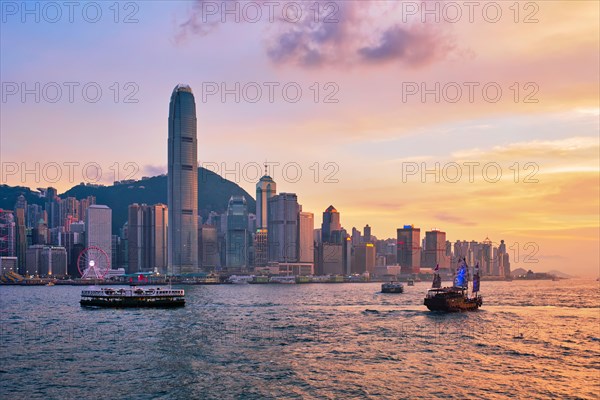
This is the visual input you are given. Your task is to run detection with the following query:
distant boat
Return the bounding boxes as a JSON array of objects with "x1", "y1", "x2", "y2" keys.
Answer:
[
  {"x1": 407, "y1": 279, "x2": 415, "y2": 286},
  {"x1": 424, "y1": 260, "x2": 482, "y2": 312},
  {"x1": 248, "y1": 275, "x2": 270, "y2": 284},
  {"x1": 381, "y1": 281, "x2": 404, "y2": 293},
  {"x1": 46, "y1": 282, "x2": 55, "y2": 287},
  {"x1": 226, "y1": 275, "x2": 253, "y2": 284},
  {"x1": 270, "y1": 276, "x2": 296, "y2": 284}
]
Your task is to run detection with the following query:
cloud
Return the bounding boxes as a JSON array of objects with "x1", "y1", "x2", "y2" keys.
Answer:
[
  {"x1": 451, "y1": 136, "x2": 600, "y2": 175},
  {"x1": 176, "y1": 1, "x2": 456, "y2": 68},
  {"x1": 358, "y1": 25, "x2": 450, "y2": 67},
  {"x1": 434, "y1": 213, "x2": 477, "y2": 226}
]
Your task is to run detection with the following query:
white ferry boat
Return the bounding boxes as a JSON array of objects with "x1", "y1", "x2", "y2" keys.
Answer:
[
  {"x1": 227, "y1": 275, "x2": 254, "y2": 284},
  {"x1": 80, "y1": 286, "x2": 185, "y2": 308},
  {"x1": 269, "y1": 276, "x2": 297, "y2": 284}
]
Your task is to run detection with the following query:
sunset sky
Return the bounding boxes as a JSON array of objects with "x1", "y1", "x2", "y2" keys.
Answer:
[{"x1": 1, "y1": 1, "x2": 598, "y2": 276}]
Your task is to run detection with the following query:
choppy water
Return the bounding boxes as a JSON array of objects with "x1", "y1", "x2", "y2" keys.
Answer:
[{"x1": 1, "y1": 280, "x2": 598, "y2": 399}]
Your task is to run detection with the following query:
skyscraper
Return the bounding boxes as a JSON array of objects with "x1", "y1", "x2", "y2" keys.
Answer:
[
  {"x1": 168, "y1": 84, "x2": 199, "y2": 275},
  {"x1": 45, "y1": 187, "x2": 61, "y2": 229},
  {"x1": 15, "y1": 207, "x2": 26, "y2": 274},
  {"x1": 226, "y1": 196, "x2": 249, "y2": 269},
  {"x1": 353, "y1": 243, "x2": 376, "y2": 274},
  {"x1": 364, "y1": 224, "x2": 372, "y2": 243},
  {"x1": 78, "y1": 195, "x2": 96, "y2": 223},
  {"x1": 254, "y1": 174, "x2": 276, "y2": 268},
  {"x1": 199, "y1": 224, "x2": 219, "y2": 271},
  {"x1": 86, "y1": 205, "x2": 112, "y2": 268},
  {"x1": 268, "y1": 193, "x2": 299, "y2": 263},
  {"x1": 397, "y1": 225, "x2": 421, "y2": 275},
  {"x1": 256, "y1": 173, "x2": 276, "y2": 229},
  {"x1": 321, "y1": 205, "x2": 341, "y2": 243},
  {"x1": 0, "y1": 210, "x2": 15, "y2": 258},
  {"x1": 423, "y1": 229, "x2": 450, "y2": 270},
  {"x1": 298, "y1": 211, "x2": 314, "y2": 264},
  {"x1": 128, "y1": 203, "x2": 168, "y2": 274}
]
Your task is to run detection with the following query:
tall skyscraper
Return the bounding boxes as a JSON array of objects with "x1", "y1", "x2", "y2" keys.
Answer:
[
  {"x1": 321, "y1": 205, "x2": 341, "y2": 243},
  {"x1": 128, "y1": 203, "x2": 168, "y2": 274},
  {"x1": 364, "y1": 224, "x2": 372, "y2": 243},
  {"x1": 397, "y1": 225, "x2": 421, "y2": 274},
  {"x1": 481, "y1": 237, "x2": 493, "y2": 275},
  {"x1": 199, "y1": 224, "x2": 219, "y2": 271},
  {"x1": 45, "y1": 187, "x2": 61, "y2": 229},
  {"x1": 86, "y1": 205, "x2": 112, "y2": 268},
  {"x1": 351, "y1": 227, "x2": 361, "y2": 246},
  {"x1": 254, "y1": 174, "x2": 276, "y2": 268},
  {"x1": 39, "y1": 246, "x2": 67, "y2": 277},
  {"x1": 423, "y1": 229, "x2": 450, "y2": 270},
  {"x1": 15, "y1": 208, "x2": 26, "y2": 274},
  {"x1": 26, "y1": 204, "x2": 43, "y2": 229},
  {"x1": 60, "y1": 197, "x2": 79, "y2": 228},
  {"x1": 168, "y1": 84, "x2": 199, "y2": 275},
  {"x1": 0, "y1": 210, "x2": 15, "y2": 258},
  {"x1": 78, "y1": 195, "x2": 96, "y2": 223},
  {"x1": 353, "y1": 243, "x2": 376, "y2": 274},
  {"x1": 268, "y1": 193, "x2": 299, "y2": 263},
  {"x1": 298, "y1": 211, "x2": 314, "y2": 264},
  {"x1": 256, "y1": 173, "x2": 276, "y2": 229},
  {"x1": 226, "y1": 196, "x2": 249, "y2": 269}
]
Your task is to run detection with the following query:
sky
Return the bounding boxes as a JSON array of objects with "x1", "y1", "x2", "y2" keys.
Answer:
[{"x1": 1, "y1": 0, "x2": 598, "y2": 276}]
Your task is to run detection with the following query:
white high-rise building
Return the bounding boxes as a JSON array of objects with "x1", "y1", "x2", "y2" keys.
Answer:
[
  {"x1": 298, "y1": 211, "x2": 314, "y2": 264},
  {"x1": 86, "y1": 205, "x2": 112, "y2": 268}
]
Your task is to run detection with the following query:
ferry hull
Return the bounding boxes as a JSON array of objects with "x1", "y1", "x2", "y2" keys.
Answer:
[
  {"x1": 80, "y1": 298, "x2": 185, "y2": 308},
  {"x1": 381, "y1": 286, "x2": 403, "y2": 293}
]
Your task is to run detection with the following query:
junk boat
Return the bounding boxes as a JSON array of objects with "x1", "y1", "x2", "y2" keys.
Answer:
[
  {"x1": 424, "y1": 262, "x2": 482, "y2": 312},
  {"x1": 80, "y1": 286, "x2": 185, "y2": 308},
  {"x1": 381, "y1": 281, "x2": 404, "y2": 293}
]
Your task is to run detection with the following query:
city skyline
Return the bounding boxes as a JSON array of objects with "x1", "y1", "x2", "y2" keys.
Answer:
[{"x1": 1, "y1": 2, "x2": 598, "y2": 277}]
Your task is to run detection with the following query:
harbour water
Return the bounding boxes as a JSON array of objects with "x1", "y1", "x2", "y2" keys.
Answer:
[{"x1": 1, "y1": 280, "x2": 598, "y2": 399}]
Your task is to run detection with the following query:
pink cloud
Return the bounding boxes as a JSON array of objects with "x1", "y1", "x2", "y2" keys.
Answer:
[{"x1": 176, "y1": 1, "x2": 456, "y2": 68}]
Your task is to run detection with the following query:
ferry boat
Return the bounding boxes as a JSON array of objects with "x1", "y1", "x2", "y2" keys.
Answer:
[
  {"x1": 424, "y1": 261, "x2": 482, "y2": 312},
  {"x1": 381, "y1": 281, "x2": 404, "y2": 293},
  {"x1": 270, "y1": 276, "x2": 296, "y2": 284},
  {"x1": 226, "y1": 275, "x2": 253, "y2": 284},
  {"x1": 248, "y1": 275, "x2": 270, "y2": 284},
  {"x1": 80, "y1": 286, "x2": 185, "y2": 308}
]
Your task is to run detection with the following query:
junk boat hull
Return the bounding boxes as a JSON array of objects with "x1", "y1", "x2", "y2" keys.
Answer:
[
  {"x1": 424, "y1": 288, "x2": 482, "y2": 312},
  {"x1": 80, "y1": 287, "x2": 185, "y2": 308}
]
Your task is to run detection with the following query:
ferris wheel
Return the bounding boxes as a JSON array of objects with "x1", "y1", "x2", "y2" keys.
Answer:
[{"x1": 77, "y1": 246, "x2": 110, "y2": 279}]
